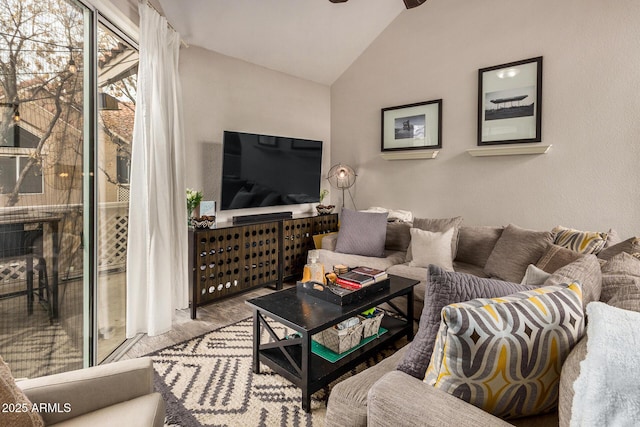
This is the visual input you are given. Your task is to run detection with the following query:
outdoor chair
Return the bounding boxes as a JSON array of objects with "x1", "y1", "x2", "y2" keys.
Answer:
[{"x1": 0, "y1": 223, "x2": 51, "y2": 321}]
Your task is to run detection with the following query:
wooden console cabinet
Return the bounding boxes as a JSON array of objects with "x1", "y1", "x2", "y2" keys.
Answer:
[{"x1": 189, "y1": 213, "x2": 338, "y2": 318}]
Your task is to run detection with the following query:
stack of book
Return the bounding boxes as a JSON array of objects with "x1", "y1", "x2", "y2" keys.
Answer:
[{"x1": 335, "y1": 266, "x2": 388, "y2": 290}]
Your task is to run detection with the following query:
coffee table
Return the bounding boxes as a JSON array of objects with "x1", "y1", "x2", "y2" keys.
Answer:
[{"x1": 245, "y1": 274, "x2": 419, "y2": 412}]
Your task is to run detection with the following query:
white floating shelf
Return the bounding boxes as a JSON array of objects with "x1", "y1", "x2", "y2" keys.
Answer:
[
  {"x1": 380, "y1": 150, "x2": 440, "y2": 161},
  {"x1": 466, "y1": 144, "x2": 552, "y2": 157}
]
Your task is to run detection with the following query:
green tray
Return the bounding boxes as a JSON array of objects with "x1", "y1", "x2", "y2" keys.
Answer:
[{"x1": 312, "y1": 327, "x2": 388, "y2": 363}]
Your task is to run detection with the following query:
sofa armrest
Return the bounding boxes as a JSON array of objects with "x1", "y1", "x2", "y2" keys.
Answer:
[
  {"x1": 368, "y1": 371, "x2": 512, "y2": 427},
  {"x1": 18, "y1": 357, "x2": 156, "y2": 425},
  {"x1": 558, "y1": 337, "x2": 588, "y2": 427}
]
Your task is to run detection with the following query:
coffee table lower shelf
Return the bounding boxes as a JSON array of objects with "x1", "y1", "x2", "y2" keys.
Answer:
[{"x1": 257, "y1": 315, "x2": 408, "y2": 410}]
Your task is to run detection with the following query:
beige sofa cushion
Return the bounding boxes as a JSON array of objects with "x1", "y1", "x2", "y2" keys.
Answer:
[
  {"x1": 316, "y1": 248, "x2": 406, "y2": 275},
  {"x1": 455, "y1": 225, "x2": 503, "y2": 268},
  {"x1": 484, "y1": 224, "x2": 553, "y2": 283},
  {"x1": 325, "y1": 346, "x2": 408, "y2": 427},
  {"x1": 52, "y1": 393, "x2": 165, "y2": 427},
  {"x1": 368, "y1": 370, "x2": 514, "y2": 427}
]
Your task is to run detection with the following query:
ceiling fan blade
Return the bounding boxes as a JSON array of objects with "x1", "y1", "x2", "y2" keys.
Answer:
[
  {"x1": 403, "y1": 0, "x2": 427, "y2": 8},
  {"x1": 329, "y1": 0, "x2": 349, "y2": 3}
]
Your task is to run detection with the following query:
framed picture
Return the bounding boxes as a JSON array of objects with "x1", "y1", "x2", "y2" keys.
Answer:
[
  {"x1": 478, "y1": 56, "x2": 542, "y2": 146},
  {"x1": 381, "y1": 99, "x2": 442, "y2": 152}
]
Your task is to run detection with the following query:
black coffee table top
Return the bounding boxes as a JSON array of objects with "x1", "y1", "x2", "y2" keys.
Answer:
[{"x1": 246, "y1": 274, "x2": 419, "y2": 335}]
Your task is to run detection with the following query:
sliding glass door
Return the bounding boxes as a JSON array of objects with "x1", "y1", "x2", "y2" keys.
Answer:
[
  {"x1": 0, "y1": 0, "x2": 137, "y2": 374},
  {"x1": 0, "y1": 0, "x2": 89, "y2": 376},
  {"x1": 96, "y1": 20, "x2": 137, "y2": 362}
]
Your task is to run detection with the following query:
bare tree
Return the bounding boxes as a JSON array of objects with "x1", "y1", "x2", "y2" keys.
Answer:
[{"x1": 0, "y1": 0, "x2": 84, "y2": 206}]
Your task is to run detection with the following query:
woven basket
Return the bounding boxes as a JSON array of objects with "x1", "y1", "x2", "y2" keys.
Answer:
[
  {"x1": 313, "y1": 322, "x2": 364, "y2": 354},
  {"x1": 360, "y1": 309, "x2": 384, "y2": 338}
]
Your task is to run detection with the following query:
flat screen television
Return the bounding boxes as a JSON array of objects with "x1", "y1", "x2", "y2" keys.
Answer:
[{"x1": 221, "y1": 131, "x2": 323, "y2": 211}]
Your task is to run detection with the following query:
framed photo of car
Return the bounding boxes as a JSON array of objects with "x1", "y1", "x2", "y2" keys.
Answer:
[
  {"x1": 478, "y1": 56, "x2": 542, "y2": 146},
  {"x1": 381, "y1": 99, "x2": 442, "y2": 152}
]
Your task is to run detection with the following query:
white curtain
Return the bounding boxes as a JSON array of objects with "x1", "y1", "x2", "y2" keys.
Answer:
[{"x1": 126, "y1": 1, "x2": 188, "y2": 338}]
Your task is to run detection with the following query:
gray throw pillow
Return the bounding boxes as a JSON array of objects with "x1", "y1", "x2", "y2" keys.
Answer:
[
  {"x1": 535, "y1": 243, "x2": 584, "y2": 273},
  {"x1": 483, "y1": 224, "x2": 553, "y2": 283},
  {"x1": 600, "y1": 252, "x2": 640, "y2": 303},
  {"x1": 455, "y1": 225, "x2": 504, "y2": 268},
  {"x1": 597, "y1": 236, "x2": 640, "y2": 261},
  {"x1": 396, "y1": 265, "x2": 537, "y2": 380},
  {"x1": 406, "y1": 216, "x2": 463, "y2": 262},
  {"x1": 521, "y1": 264, "x2": 552, "y2": 286},
  {"x1": 334, "y1": 208, "x2": 388, "y2": 257},
  {"x1": 543, "y1": 254, "x2": 602, "y2": 310},
  {"x1": 385, "y1": 222, "x2": 412, "y2": 252}
]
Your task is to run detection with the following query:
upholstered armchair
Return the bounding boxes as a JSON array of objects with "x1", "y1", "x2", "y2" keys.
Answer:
[{"x1": 7, "y1": 357, "x2": 165, "y2": 426}]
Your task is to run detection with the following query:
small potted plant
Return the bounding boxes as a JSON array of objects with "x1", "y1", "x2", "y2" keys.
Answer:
[
  {"x1": 186, "y1": 188, "x2": 203, "y2": 225},
  {"x1": 316, "y1": 189, "x2": 335, "y2": 215}
]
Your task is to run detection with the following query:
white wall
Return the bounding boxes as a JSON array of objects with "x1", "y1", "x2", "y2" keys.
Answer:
[
  {"x1": 331, "y1": 0, "x2": 640, "y2": 237},
  {"x1": 180, "y1": 46, "x2": 331, "y2": 222}
]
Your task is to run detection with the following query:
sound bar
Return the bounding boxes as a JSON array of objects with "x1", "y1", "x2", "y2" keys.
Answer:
[{"x1": 232, "y1": 211, "x2": 293, "y2": 225}]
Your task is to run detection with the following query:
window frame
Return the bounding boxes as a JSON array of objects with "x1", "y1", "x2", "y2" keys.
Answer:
[{"x1": 0, "y1": 152, "x2": 45, "y2": 195}]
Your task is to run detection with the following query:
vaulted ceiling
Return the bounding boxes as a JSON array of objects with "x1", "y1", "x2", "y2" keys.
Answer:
[{"x1": 157, "y1": 0, "x2": 406, "y2": 85}]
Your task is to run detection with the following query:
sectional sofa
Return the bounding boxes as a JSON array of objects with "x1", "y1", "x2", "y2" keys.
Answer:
[{"x1": 316, "y1": 210, "x2": 640, "y2": 426}]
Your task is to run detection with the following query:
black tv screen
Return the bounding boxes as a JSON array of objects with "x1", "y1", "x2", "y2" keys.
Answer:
[{"x1": 221, "y1": 131, "x2": 323, "y2": 211}]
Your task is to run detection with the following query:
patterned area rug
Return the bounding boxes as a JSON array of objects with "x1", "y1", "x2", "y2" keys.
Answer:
[{"x1": 148, "y1": 317, "x2": 406, "y2": 427}]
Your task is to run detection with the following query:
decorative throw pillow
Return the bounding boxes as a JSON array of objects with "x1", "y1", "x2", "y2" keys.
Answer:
[
  {"x1": 607, "y1": 283, "x2": 640, "y2": 313},
  {"x1": 483, "y1": 224, "x2": 553, "y2": 283},
  {"x1": 599, "y1": 252, "x2": 640, "y2": 303},
  {"x1": 385, "y1": 222, "x2": 412, "y2": 252},
  {"x1": 543, "y1": 254, "x2": 601, "y2": 310},
  {"x1": 334, "y1": 208, "x2": 388, "y2": 257},
  {"x1": 521, "y1": 264, "x2": 552, "y2": 286},
  {"x1": 408, "y1": 228, "x2": 454, "y2": 270},
  {"x1": 0, "y1": 357, "x2": 45, "y2": 427},
  {"x1": 362, "y1": 206, "x2": 414, "y2": 223},
  {"x1": 424, "y1": 283, "x2": 585, "y2": 419},
  {"x1": 396, "y1": 265, "x2": 538, "y2": 379},
  {"x1": 552, "y1": 225, "x2": 608, "y2": 255},
  {"x1": 597, "y1": 236, "x2": 640, "y2": 261},
  {"x1": 406, "y1": 216, "x2": 463, "y2": 262},
  {"x1": 571, "y1": 302, "x2": 640, "y2": 426},
  {"x1": 455, "y1": 225, "x2": 504, "y2": 268},
  {"x1": 605, "y1": 228, "x2": 621, "y2": 247},
  {"x1": 535, "y1": 243, "x2": 584, "y2": 273}
]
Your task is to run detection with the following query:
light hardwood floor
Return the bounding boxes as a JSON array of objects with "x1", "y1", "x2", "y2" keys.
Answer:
[{"x1": 119, "y1": 285, "x2": 286, "y2": 360}]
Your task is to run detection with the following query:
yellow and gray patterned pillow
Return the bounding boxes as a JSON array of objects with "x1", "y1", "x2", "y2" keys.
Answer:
[
  {"x1": 424, "y1": 283, "x2": 584, "y2": 419},
  {"x1": 552, "y1": 225, "x2": 608, "y2": 255}
]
